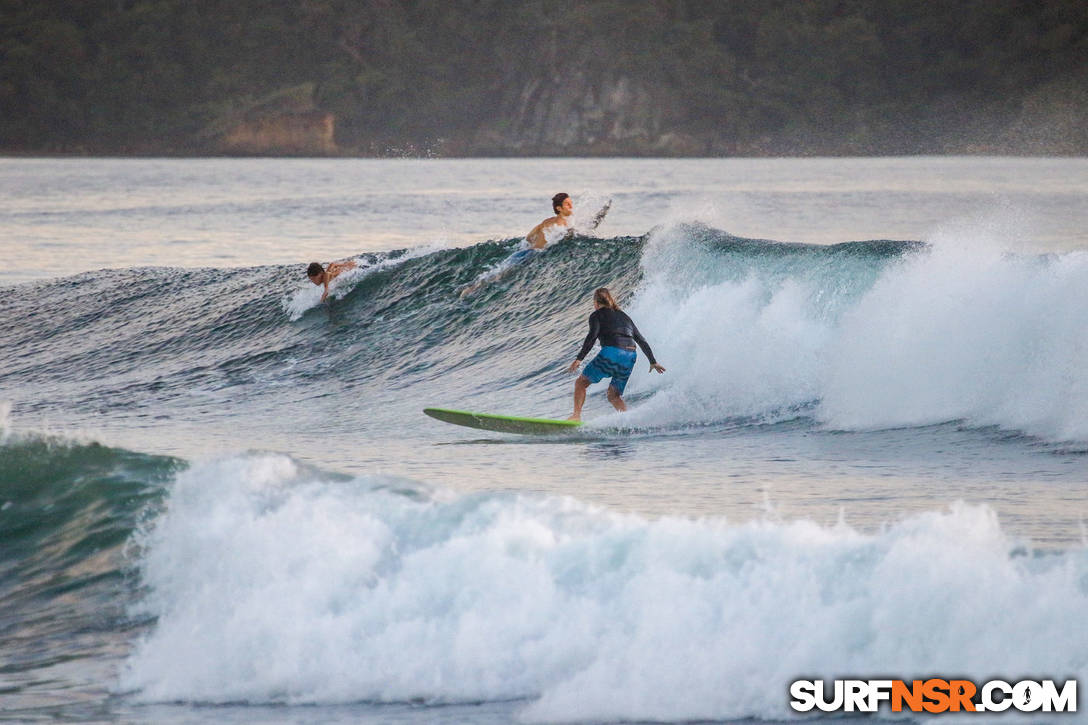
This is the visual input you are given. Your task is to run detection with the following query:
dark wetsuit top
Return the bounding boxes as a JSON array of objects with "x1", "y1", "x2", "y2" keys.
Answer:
[{"x1": 576, "y1": 307, "x2": 658, "y2": 365}]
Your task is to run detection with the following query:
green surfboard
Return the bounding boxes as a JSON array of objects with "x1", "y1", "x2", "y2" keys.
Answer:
[{"x1": 423, "y1": 407, "x2": 583, "y2": 435}]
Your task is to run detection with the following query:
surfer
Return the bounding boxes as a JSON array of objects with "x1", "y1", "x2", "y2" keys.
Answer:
[
  {"x1": 458, "y1": 193, "x2": 608, "y2": 299},
  {"x1": 526, "y1": 192, "x2": 574, "y2": 248},
  {"x1": 306, "y1": 260, "x2": 356, "y2": 303},
  {"x1": 567, "y1": 287, "x2": 665, "y2": 420}
]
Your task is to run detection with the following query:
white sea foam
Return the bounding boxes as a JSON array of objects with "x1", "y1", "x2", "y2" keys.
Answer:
[
  {"x1": 821, "y1": 238, "x2": 1088, "y2": 440},
  {"x1": 620, "y1": 223, "x2": 1088, "y2": 441},
  {"x1": 121, "y1": 454, "x2": 1088, "y2": 721}
]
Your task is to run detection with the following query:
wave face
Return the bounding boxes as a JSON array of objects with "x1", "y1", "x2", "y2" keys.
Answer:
[
  {"x1": 0, "y1": 234, "x2": 639, "y2": 437},
  {"x1": 116, "y1": 453, "x2": 1088, "y2": 721},
  {"x1": 0, "y1": 432, "x2": 178, "y2": 709},
  {"x1": 3, "y1": 225, "x2": 1086, "y2": 443}
]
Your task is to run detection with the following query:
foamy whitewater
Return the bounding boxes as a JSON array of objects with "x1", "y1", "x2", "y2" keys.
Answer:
[
  {"x1": 119, "y1": 454, "x2": 1088, "y2": 722},
  {"x1": 2, "y1": 157, "x2": 1087, "y2": 724},
  {"x1": 626, "y1": 224, "x2": 1088, "y2": 441}
]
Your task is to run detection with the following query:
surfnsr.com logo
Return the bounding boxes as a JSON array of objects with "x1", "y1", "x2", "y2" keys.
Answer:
[{"x1": 790, "y1": 679, "x2": 1077, "y2": 714}]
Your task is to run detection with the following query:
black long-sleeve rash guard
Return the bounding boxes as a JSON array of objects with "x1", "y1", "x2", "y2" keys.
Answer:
[{"x1": 576, "y1": 307, "x2": 658, "y2": 365}]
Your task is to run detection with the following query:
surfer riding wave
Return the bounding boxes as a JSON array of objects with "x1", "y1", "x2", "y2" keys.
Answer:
[{"x1": 568, "y1": 287, "x2": 665, "y2": 420}]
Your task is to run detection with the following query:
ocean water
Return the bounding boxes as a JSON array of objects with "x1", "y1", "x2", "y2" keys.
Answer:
[{"x1": 1, "y1": 157, "x2": 1087, "y2": 723}]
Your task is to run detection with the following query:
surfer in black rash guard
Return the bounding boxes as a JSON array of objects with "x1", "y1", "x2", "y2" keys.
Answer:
[{"x1": 567, "y1": 287, "x2": 665, "y2": 420}]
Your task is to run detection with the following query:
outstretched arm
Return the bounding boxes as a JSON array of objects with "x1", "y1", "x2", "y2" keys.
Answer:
[
  {"x1": 588, "y1": 200, "x2": 611, "y2": 230},
  {"x1": 631, "y1": 322, "x2": 665, "y2": 372}
]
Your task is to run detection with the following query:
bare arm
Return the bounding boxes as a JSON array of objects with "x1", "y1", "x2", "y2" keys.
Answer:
[
  {"x1": 326, "y1": 260, "x2": 357, "y2": 277},
  {"x1": 527, "y1": 215, "x2": 567, "y2": 248},
  {"x1": 320, "y1": 260, "x2": 356, "y2": 301},
  {"x1": 527, "y1": 221, "x2": 549, "y2": 248}
]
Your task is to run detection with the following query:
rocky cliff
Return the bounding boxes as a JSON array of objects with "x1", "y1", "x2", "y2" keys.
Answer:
[
  {"x1": 220, "y1": 111, "x2": 336, "y2": 155},
  {"x1": 471, "y1": 73, "x2": 703, "y2": 155}
]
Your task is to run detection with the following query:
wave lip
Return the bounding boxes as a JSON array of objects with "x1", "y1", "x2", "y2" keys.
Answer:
[{"x1": 121, "y1": 453, "x2": 1088, "y2": 721}]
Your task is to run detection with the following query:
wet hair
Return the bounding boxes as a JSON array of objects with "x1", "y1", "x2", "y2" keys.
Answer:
[
  {"x1": 593, "y1": 287, "x2": 620, "y2": 310},
  {"x1": 306, "y1": 262, "x2": 324, "y2": 278},
  {"x1": 551, "y1": 192, "x2": 570, "y2": 214}
]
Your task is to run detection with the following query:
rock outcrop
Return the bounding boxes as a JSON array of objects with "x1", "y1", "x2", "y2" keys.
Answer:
[
  {"x1": 220, "y1": 111, "x2": 336, "y2": 155},
  {"x1": 213, "y1": 84, "x2": 337, "y2": 155},
  {"x1": 473, "y1": 72, "x2": 702, "y2": 156}
]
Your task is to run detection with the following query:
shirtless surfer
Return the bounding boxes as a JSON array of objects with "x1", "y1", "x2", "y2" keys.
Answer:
[
  {"x1": 306, "y1": 260, "x2": 356, "y2": 302},
  {"x1": 458, "y1": 193, "x2": 609, "y2": 299},
  {"x1": 526, "y1": 192, "x2": 574, "y2": 248}
]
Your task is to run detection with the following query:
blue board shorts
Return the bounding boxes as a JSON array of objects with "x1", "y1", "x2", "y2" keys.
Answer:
[
  {"x1": 509, "y1": 248, "x2": 537, "y2": 263},
  {"x1": 582, "y1": 346, "x2": 637, "y2": 394}
]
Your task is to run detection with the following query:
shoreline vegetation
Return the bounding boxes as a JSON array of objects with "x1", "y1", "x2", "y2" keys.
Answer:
[{"x1": 2, "y1": 1, "x2": 1085, "y2": 158}]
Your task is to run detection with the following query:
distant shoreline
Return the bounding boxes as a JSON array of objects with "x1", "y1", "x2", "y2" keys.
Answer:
[{"x1": 2, "y1": 149, "x2": 1085, "y2": 159}]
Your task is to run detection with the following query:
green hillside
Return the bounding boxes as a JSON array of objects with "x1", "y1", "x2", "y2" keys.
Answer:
[{"x1": 1, "y1": 0, "x2": 1084, "y2": 155}]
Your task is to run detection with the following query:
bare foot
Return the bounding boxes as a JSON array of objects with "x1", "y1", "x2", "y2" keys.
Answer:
[{"x1": 567, "y1": 414, "x2": 581, "y2": 421}]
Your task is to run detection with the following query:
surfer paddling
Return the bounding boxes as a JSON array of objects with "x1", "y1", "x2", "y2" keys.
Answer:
[
  {"x1": 527, "y1": 192, "x2": 609, "y2": 246},
  {"x1": 459, "y1": 193, "x2": 611, "y2": 299},
  {"x1": 526, "y1": 192, "x2": 574, "y2": 248},
  {"x1": 306, "y1": 260, "x2": 356, "y2": 302},
  {"x1": 567, "y1": 287, "x2": 665, "y2": 420}
]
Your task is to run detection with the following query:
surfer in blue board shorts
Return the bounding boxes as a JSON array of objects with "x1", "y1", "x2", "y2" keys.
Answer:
[
  {"x1": 567, "y1": 287, "x2": 665, "y2": 420},
  {"x1": 306, "y1": 260, "x2": 356, "y2": 302}
]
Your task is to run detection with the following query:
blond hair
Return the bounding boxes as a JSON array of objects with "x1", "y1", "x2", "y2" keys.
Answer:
[{"x1": 593, "y1": 287, "x2": 620, "y2": 310}]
